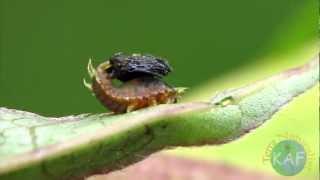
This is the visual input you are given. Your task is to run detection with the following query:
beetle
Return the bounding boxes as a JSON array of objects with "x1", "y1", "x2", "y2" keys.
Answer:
[{"x1": 83, "y1": 53, "x2": 186, "y2": 114}]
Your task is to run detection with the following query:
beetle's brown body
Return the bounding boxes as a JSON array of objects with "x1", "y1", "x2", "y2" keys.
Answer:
[{"x1": 91, "y1": 62, "x2": 178, "y2": 113}]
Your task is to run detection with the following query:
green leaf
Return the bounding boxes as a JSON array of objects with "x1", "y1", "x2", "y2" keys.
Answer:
[{"x1": 0, "y1": 56, "x2": 318, "y2": 180}]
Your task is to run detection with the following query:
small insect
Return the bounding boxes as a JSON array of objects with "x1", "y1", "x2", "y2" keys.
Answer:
[{"x1": 83, "y1": 52, "x2": 186, "y2": 114}]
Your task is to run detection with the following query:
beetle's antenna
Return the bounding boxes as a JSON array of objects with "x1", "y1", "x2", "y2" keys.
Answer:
[
  {"x1": 83, "y1": 78, "x2": 92, "y2": 91},
  {"x1": 87, "y1": 58, "x2": 96, "y2": 78}
]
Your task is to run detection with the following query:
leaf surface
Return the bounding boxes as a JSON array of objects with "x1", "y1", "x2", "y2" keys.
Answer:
[{"x1": 0, "y1": 56, "x2": 318, "y2": 180}]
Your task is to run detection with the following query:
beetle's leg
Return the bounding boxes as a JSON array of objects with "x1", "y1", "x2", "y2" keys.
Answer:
[
  {"x1": 165, "y1": 97, "x2": 176, "y2": 104},
  {"x1": 174, "y1": 87, "x2": 188, "y2": 95},
  {"x1": 83, "y1": 78, "x2": 92, "y2": 91},
  {"x1": 150, "y1": 99, "x2": 158, "y2": 106},
  {"x1": 98, "y1": 112, "x2": 114, "y2": 117},
  {"x1": 99, "y1": 61, "x2": 111, "y2": 71},
  {"x1": 87, "y1": 58, "x2": 96, "y2": 78},
  {"x1": 126, "y1": 103, "x2": 138, "y2": 113},
  {"x1": 126, "y1": 105, "x2": 135, "y2": 113}
]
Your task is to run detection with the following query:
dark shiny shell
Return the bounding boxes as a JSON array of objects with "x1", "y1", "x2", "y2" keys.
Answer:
[{"x1": 107, "y1": 52, "x2": 172, "y2": 82}]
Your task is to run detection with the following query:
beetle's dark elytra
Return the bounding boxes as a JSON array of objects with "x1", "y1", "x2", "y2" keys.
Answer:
[{"x1": 107, "y1": 52, "x2": 172, "y2": 82}]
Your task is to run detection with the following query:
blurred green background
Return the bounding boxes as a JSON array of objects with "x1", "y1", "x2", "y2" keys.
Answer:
[
  {"x1": 0, "y1": 0, "x2": 318, "y2": 179},
  {"x1": 0, "y1": 0, "x2": 317, "y2": 116}
]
